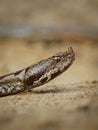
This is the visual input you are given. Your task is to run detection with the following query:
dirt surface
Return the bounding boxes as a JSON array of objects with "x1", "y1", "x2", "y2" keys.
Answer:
[
  {"x1": 0, "y1": 81, "x2": 98, "y2": 130},
  {"x1": 0, "y1": 42, "x2": 98, "y2": 130}
]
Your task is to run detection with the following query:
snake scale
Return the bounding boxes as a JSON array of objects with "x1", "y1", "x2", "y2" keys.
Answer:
[{"x1": 0, "y1": 47, "x2": 75, "y2": 97}]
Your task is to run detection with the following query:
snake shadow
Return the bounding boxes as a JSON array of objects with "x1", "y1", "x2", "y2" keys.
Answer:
[
  {"x1": 26, "y1": 85, "x2": 80, "y2": 94},
  {"x1": 28, "y1": 88, "x2": 66, "y2": 94}
]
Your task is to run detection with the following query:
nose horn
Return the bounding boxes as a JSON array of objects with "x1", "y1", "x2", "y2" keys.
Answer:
[
  {"x1": 68, "y1": 46, "x2": 75, "y2": 61},
  {"x1": 68, "y1": 46, "x2": 73, "y2": 53}
]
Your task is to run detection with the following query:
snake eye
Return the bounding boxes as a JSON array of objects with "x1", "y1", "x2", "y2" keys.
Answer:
[
  {"x1": 54, "y1": 57, "x2": 60, "y2": 62},
  {"x1": 67, "y1": 55, "x2": 72, "y2": 60}
]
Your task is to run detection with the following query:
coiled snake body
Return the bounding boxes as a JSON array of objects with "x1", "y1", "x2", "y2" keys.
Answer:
[{"x1": 0, "y1": 47, "x2": 75, "y2": 97}]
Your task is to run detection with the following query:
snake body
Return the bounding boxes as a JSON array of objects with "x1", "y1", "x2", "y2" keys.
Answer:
[{"x1": 0, "y1": 47, "x2": 75, "y2": 97}]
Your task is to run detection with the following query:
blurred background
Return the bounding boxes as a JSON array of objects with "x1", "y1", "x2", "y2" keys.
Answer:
[{"x1": 0, "y1": 0, "x2": 98, "y2": 130}]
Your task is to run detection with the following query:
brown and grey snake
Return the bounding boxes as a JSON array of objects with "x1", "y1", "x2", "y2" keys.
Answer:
[{"x1": 0, "y1": 47, "x2": 75, "y2": 97}]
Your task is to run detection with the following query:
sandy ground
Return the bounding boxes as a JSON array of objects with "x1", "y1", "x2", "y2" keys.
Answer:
[{"x1": 0, "y1": 42, "x2": 98, "y2": 130}]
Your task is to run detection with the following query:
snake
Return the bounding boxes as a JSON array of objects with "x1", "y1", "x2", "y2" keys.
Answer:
[{"x1": 0, "y1": 47, "x2": 75, "y2": 97}]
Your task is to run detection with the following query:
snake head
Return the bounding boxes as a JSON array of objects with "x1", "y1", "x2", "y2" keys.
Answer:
[{"x1": 54, "y1": 46, "x2": 75, "y2": 65}]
